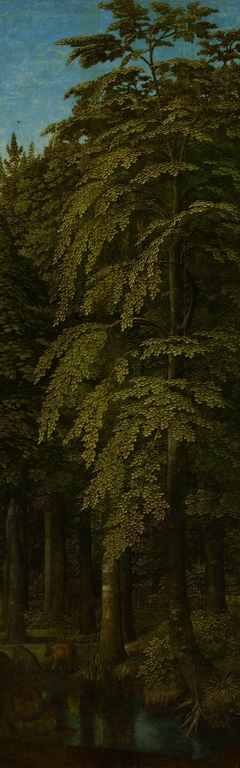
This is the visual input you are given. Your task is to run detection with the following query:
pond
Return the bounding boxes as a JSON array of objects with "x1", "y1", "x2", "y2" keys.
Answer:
[{"x1": 44, "y1": 671, "x2": 239, "y2": 760}]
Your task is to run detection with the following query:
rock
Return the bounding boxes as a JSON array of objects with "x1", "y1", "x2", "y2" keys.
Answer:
[
  {"x1": 0, "y1": 716, "x2": 12, "y2": 738},
  {"x1": 0, "y1": 651, "x2": 25, "y2": 694},
  {"x1": 0, "y1": 650, "x2": 56, "y2": 738},
  {"x1": 14, "y1": 711, "x2": 57, "y2": 737},
  {"x1": 0, "y1": 651, "x2": 25, "y2": 719},
  {"x1": 12, "y1": 645, "x2": 43, "y2": 684},
  {"x1": 13, "y1": 687, "x2": 43, "y2": 721}
]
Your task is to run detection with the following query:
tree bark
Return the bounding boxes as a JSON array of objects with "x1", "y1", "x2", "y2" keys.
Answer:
[
  {"x1": 79, "y1": 511, "x2": 95, "y2": 634},
  {"x1": 1, "y1": 506, "x2": 9, "y2": 627},
  {"x1": 99, "y1": 499, "x2": 127, "y2": 669},
  {"x1": 44, "y1": 503, "x2": 52, "y2": 612},
  {"x1": 19, "y1": 500, "x2": 29, "y2": 612},
  {"x1": 120, "y1": 547, "x2": 136, "y2": 644},
  {"x1": 5, "y1": 497, "x2": 27, "y2": 643},
  {"x1": 204, "y1": 517, "x2": 227, "y2": 613},
  {"x1": 44, "y1": 495, "x2": 66, "y2": 613},
  {"x1": 167, "y1": 434, "x2": 212, "y2": 697},
  {"x1": 167, "y1": 186, "x2": 212, "y2": 706},
  {"x1": 100, "y1": 553, "x2": 127, "y2": 668}
]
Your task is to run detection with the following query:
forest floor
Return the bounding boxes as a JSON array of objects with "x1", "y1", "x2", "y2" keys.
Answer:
[
  {"x1": 0, "y1": 738, "x2": 240, "y2": 768},
  {"x1": 1, "y1": 591, "x2": 240, "y2": 766},
  {"x1": 1, "y1": 588, "x2": 240, "y2": 671}
]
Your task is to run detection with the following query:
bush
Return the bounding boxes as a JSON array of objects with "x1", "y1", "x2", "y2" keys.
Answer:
[
  {"x1": 138, "y1": 632, "x2": 186, "y2": 708},
  {"x1": 191, "y1": 610, "x2": 238, "y2": 660}
]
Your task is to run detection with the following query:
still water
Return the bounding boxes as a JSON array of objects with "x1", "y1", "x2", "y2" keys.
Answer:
[{"x1": 45, "y1": 672, "x2": 238, "y2": 760}]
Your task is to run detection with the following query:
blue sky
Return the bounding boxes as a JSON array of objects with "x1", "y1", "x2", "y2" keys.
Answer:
[{"x1": 0, "y1": 0, "x2": 239, "y2": 158}]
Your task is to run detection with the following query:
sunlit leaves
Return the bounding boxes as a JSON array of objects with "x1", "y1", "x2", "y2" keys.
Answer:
[
  {"x1": 35, "y1": 0, "x2": 240, "y2": 553},
  {"x1": 56, "y1": 33, "x2": 124, "y2": 68},
  {"x1": 37, "y1": 325, "x2": 108, "y2": 440},
  {"x1": 199, "y1": 29, "x2": 240, "y2": 65}
]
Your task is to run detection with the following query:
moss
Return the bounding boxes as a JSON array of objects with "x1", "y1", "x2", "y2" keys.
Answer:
[{"x1": 27, "y1": 628, "x2": 62, "y2": 640}]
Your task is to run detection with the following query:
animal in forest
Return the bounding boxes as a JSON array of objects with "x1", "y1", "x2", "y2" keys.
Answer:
[{"x1": 44, "y1": 642, "x2": 78, "y2": 673}]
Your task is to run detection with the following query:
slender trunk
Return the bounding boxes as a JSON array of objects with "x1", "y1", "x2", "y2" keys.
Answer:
[
  {"x1": 79, "y1": 512, "x2": 95, "y2": 634},
  {"x1": 167, "y1": 434, "x2": 211, "y2": 695},
  {"x1": 120, "y1": 547, "x2": 136, "y2": 644},
  {"x1": 44, "y1": 504, "x2": 52, "y2": 611},
  {"x1": 1, "y1": 506, "x2": 9, "y2": 627},
  {"x1": 51, "y1": 496, "x2": 66, "y2": 612},
  {"x1": 44, "y1": 495, "x2": 66, "y2": 613},
  {"x1": 100, "y1": 554, "x2": 127, "y2": 668},
  {"x1": 19, "y1": 501, "x2": 29, "y2": 612},
  {"x1": 167, "y1": 179, "x2": 212, "y2": 700},
  {"x1": 204, "y1": 517, "x2": 227, "y2": 613},
  {"x1": 5, "y1": 497, "x2": 27, "y2": 643},
  {"x1": 99, "y1": 501, "x2": 127, "y2": 669},
  {"x1": 1, "y1": 552, "x2": 9, "y2": 627}
]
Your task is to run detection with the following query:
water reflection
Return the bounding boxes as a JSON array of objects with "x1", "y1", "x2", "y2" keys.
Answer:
[
  {"x1": 94, "y1": 682, "x2": 134, "y2": 749},
  {"x1": 45, "y1": 673, "x2": 238, "y2": 759},
  {"x1": 134, "y1": 707, "x2": 191, "y2": 757}
]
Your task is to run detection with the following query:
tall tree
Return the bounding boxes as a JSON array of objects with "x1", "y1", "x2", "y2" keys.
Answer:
[
  {"x1": 44, "y1": 492, "x2": 66, "y2": 613},
  {"x1": 4, "y1": 497, "x2": 27, "y2": 643},
  {"x1": 36, "y1": 0, "x2": 240, "y2": 726},
  {"x1": 79, "y1": 510, "x2": 95, "y2": 634},
  {"x1": 120, "y1": 547, "x2": 136, "y2": 644}
]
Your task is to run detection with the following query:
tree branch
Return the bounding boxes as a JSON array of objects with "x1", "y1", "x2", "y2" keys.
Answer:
[{"x1": 181, "y1": 265, "x2": 199, "y2": 333}]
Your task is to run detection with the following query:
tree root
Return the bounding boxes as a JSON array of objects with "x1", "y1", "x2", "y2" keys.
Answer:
[
  {"x1": 175, "y1": 697, "x2": 193, "y2": 712},
  {"x1": 175, "y1": 683, "x2": 207, "y2": 736},
  {"x1": 182, "y1": 701, "x2": 205, "y2": 735}
]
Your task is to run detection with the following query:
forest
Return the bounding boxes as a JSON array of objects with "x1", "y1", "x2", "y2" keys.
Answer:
[{"x1": 1, "y1": 1, "x2": 240, "y2": 766}]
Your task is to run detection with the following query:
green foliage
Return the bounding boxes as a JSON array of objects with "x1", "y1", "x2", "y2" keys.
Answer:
[
  {"x1": 199, "y1": 29, "x2": 240, "y2": 64},
  {"x1": 36, "y1": 326, "x2": 109, "y2": 442},
  {"x1": 33, "y1": 1, "x2": 240, "y2": 570},
  {"x1": 138, "y1": 629, "x2": 186, "y2": 707},
  {"x1": 134, "y1": 598, "x2": 168, "y2": 636},
  {"x1": 0, "y1": 140, "x2": 75, "y2": 493},
  {"x1": 191, "y1": 610, "x2": 238, "y2": 660},
  {"x1": 0, "y1": 225, "x2": 48, "y2": 488},
  {"x1": 56, "y1": 0, "x2": 218, "y2": 75},
  {"x1": 137, "y1": 609, "x2": 240, "y2": 708}
]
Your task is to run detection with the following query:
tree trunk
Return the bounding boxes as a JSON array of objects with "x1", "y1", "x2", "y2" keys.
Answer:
[
  {"x1": 51, "y1": 496, "x2": 66, "y2": 613},
  {"x1": 79, "y1": 512, "x2": 95, "y2": 634},
  {"x1": 5, "y1": 497, "x2": 27, "y2": 643},
  {"x1": 120, "y1": 547, "x2": 136, "y2": 644},
  {"x1": 44, "y1": 503, "x2": 52, "y2": 611},
  {"x1": 1, "y1": 506, "x2": 9, "y2": 627},
  {"x1": 100, "y1": 553, "x2": 127, "y2": 669},
  {"x1": 19, "y1": 500, "x2": 29, "y2": 612},
  {"x1": 167, "y1": 435, "x2": 212, "y2": 697},
  {"x1": 44, "y1": 495, "x2": 66, "y2": 613},
  {"x1": 167, "y1": 197, "x2": 212, "y2": 707},
  {"x1": 204, "y1": 517, "x2": 227, "y2": 613},
  {"x1": 99, "y1": 500, "x2": 127, "y2": 669}
]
